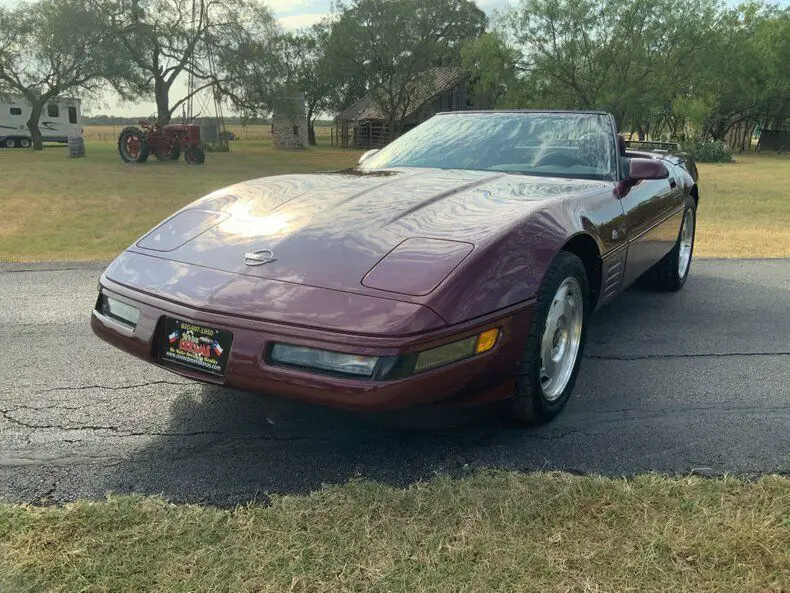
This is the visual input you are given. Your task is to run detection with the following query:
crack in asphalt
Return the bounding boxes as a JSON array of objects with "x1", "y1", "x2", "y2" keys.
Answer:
[
  {"x1": 35, "y1": 380, "x2": 193, "y2": 394},
  {"x1": 0, "y1": 409, "x2": 223, "y2": 437}
]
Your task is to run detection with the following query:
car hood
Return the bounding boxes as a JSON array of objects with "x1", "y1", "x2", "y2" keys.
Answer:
[{"x1": 128, "y1": 168, "x2": 608, "y2": 296}]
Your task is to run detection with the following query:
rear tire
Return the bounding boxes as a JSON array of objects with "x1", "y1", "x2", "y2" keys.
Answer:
[
  {"x1": 640, "y1": 197, "x2": 696, "y2": 291},
  {"x1": 4, "y1": 138, "x2": 16, "y2": 148},
  {"x1": 18, "y1": 138, "x2": 31, "y2": 148},
  {"x1": 511, "y1": 251, "x2": 589, "y2": 424},
  {"x1": 118, "y1": 127, "x2": 149, "y2": 163}
]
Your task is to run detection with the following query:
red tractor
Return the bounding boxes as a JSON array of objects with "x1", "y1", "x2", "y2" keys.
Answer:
[{"x1": 118, "y1": 120, "x2": 205, "y2": 165}]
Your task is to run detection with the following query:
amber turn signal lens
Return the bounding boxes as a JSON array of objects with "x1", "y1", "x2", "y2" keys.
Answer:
[{"x1": 475, "y1": 328, "x2": 499, "y2": 354}]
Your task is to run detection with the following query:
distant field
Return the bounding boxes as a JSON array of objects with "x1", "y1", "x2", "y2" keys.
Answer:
[
  {"x1": 83, "y1": 124, "x2": 335, "y2": 143},
  {"x1": 0, "y1": 143, "x2": 788, "y2": 261}
]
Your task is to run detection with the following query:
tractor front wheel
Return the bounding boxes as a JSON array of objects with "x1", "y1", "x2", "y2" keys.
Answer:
[
  {"x1": 184, "y1": 146, "x2": 205, "y2": 165},
  {"x1": 118, "y1": 127, "x2": 149, "y2": 163}
]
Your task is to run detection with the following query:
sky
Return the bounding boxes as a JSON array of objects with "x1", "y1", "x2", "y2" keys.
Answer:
[{"x1": 0, "y1": 0, "x2": 786, "y2": 116}]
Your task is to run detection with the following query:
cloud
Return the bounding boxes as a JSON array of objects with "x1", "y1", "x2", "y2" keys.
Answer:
[
  {"x1": 266, "y1": 0, "x2": 321, "y2": 12},
  {"x1": 474, "y1": 0, "x2": 511, "y2": 11},
  {"x1": 278, "y1": 12, "x2": 330, "y2": 30}
]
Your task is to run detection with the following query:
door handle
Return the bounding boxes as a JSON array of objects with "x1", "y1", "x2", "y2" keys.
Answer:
[{"x1": 669, "y1": 177, "x2": 677, "y2": 189}]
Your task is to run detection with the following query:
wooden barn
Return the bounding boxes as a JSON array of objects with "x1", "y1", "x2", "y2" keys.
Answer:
[{"x1": 334, "y1": 67, "x2": 486, "y2": 149}]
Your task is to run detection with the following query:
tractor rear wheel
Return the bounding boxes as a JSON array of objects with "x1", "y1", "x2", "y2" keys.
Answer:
[
  {"x1": 184, "y1": 146, "x2": 205, "y2": 165},
  {"x1": 118, "y1": 127, "x2": 149, "y2": 163}
]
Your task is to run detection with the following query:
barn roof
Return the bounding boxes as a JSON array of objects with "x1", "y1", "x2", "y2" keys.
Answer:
[{"x1": 336, "y1": 67, "x2": 467, "y2": 123}]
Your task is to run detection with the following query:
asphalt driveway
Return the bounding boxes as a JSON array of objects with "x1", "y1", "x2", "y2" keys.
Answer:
[{"x1": 1, "y1": 259, "x2": 788, "y2": 505}]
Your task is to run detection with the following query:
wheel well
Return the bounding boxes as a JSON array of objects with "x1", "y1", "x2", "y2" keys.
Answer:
[
  {"x1": 690, "y1": 184, "x2": 699, "y2": 207},
  {"x1": 561, "y1": 234, "x2": 602, "y2": 309}
]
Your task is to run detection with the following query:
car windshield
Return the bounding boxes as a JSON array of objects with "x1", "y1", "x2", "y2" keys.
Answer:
[{"x1": 360, "y1": 112, "x2": 617, "y2": 181}]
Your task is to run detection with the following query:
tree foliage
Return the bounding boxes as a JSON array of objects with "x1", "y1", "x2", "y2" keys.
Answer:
[
  {"x1": 0, "y1": 0, "x2": 127, "y2": 149},
  {"x1": 326, "y1": 0, "x2": 486, "y2": 135},
  {"x1": 109, "y1": 0, "x2": 277, "y2": 124},
  {"x1": 488, "y1": 0, "x2": 790, "y2": 146},
  {"x1": 2, "y1": 0, "x2": 789, "y2": 151},
  {"x1": 222, "y1": 22, "x2": 337, "y2": 145}
]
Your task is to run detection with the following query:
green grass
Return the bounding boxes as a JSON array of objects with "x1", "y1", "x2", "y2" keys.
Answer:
[
  {"x1": 0, "y1": 141, "x2": 362, "y2": 261},
  {"x1": 695, "y1": 154, "x2": 790, "y2": 258},
  {"x1": 2, "y1": 473, "x2": 789, "y2": 592},
  {"x1": 1, "y1": 143, "x2": 788, "y2": 261}
]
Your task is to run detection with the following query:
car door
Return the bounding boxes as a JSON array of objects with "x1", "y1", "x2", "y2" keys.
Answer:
[{"x1": 619, "y1": 160, "x2": 685, "y2": 287}]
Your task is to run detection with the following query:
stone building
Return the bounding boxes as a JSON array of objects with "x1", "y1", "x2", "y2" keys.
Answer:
[{"x1": 272, "y1": 91, "x2": 309, "y2": 149}]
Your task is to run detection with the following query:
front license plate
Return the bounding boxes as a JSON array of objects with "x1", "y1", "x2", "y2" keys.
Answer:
[{"x1": 160, "y1": 317, "x2": 233, "y2": 376}]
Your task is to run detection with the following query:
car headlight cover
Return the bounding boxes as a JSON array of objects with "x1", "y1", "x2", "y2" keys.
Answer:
[
  {"x1": 270, "y1": 343, "x2": 378, "y2": 377},
  {"x1": 97, "y1": 293, "x2": 140, "y2": 328}
]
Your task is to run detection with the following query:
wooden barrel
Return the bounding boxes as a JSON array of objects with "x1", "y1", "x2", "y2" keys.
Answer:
[{"x1": 67, "y1": 136, "x2": 85, "y2": 158}]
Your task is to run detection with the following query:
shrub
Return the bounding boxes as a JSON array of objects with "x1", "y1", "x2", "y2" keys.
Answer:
[{"x1": 685, "y1": 140, "x2": 734, "y2": 163}]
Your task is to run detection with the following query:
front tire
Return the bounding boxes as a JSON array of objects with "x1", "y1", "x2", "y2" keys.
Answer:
[
  {"x1": 4, "y1": 138, "x2": 16, "y2": 148},
  {"x1": 511, "y1": 251, "x2": 589, "y2": 424},
  {"x1": 184, "y1": 146, "x2": 205, "y2": 165},
  {"x1": 640, "y1": 197, "x2": 696, "y2": 291},
  {"x1": 18, "y1": 138, "x2": 31, "y2": 148}
]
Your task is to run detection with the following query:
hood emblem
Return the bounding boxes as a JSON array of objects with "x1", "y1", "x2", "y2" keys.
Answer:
[{"x1": 244, "y1": 249, "x2": 277, "y2": 266}]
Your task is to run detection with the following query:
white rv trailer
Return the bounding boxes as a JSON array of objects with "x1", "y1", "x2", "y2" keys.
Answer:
[{"x1": 0, "y1": 96, "x2": 83, "y2": 148}]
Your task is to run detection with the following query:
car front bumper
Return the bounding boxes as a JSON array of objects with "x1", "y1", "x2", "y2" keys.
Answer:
[{"x1": 91, "y1": 276, "x2": 535, "y2": 412}]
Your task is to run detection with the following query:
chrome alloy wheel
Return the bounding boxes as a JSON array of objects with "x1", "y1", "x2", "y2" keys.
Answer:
[
  {"x1": 678, "y1": 209, "x2": 694, "y2": 278},
  {"x1": 540, "y1": 277, "x2": 584, "y2": 401}
]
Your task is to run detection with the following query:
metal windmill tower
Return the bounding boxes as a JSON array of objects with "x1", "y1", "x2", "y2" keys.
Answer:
[{"x1": 184, "y1": 0, "x2": 229, "y2": 152}]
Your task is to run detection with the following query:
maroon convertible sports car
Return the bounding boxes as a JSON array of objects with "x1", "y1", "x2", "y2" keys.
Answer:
[{"x1": 92, "y1": 110, "x2": 699, "y2": 423}]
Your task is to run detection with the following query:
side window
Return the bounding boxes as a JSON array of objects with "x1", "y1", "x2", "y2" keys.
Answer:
[
  {"x1": 10, "y1": 107, "x2": 22, "y2": 116},
  {"x1": 47, "y1": 103, "x2": 59, "y2": 118},
  {"x1": 68, "y1": 106, "x2": 77, "y2": 124}
]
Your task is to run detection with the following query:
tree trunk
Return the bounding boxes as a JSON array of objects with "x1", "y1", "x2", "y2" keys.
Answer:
[
  {"x1": 26, "y1": 102, "x2": 44, "y2": 151},
  {"x1": 155, "y1": 77, "x2": 171, "y2": 125},
  {"x1": 307, "y1": 121, "x2": 317, "y2": 146}
]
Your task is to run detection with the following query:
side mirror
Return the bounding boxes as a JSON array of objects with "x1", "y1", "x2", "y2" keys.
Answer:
[
  {"x1": 358, "y1": 149, "x2": 379, "y2": 165},
  {"x1": 628, "y1": 158, "x2": 669, "y2": 181}
]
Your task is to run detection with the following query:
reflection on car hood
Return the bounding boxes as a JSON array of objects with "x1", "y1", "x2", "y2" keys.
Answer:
[{"x1": 129, "y1": 168, "x2": 609, "y2": 294}]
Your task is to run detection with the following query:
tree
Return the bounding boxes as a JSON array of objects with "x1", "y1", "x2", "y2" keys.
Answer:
[
  {"x1": 504, "y1": 0, "x2": 692, "y2": 126},
  {"x1": 110, "y1": 0, "x2": 277, "y2": 125},
  {"x1": 498, "y1": 0, "x2": 790, "y2": 147},
  {"x1": 0, "y1": 0, "x2": 125, "y2": 150},
  {"x1": 461, "y1": 31, "x2": 521, "y2": 107},
  {"x1": 326, "y1": 0, "x2": 486, "y2": 138},
  {"x1": 223, "y1": 22, "x2": 338, "y2": 145},
  {"x1": 277, "y1": 24, "x2": 335, "y2": 146}
]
